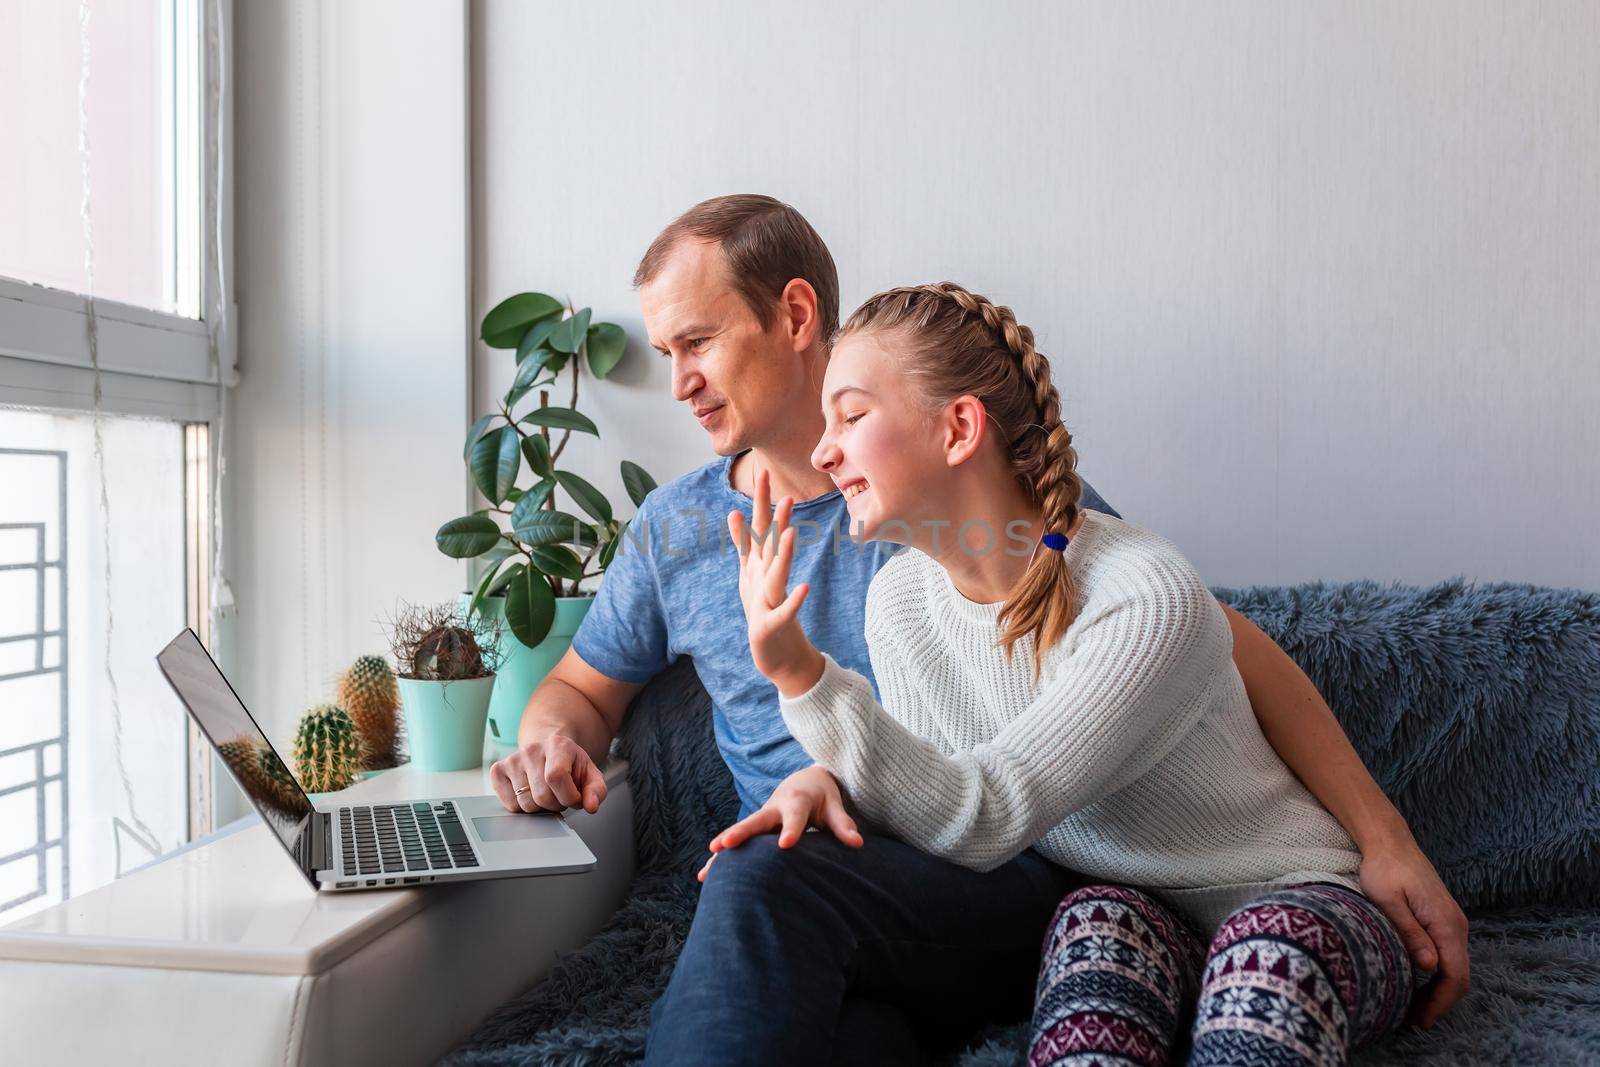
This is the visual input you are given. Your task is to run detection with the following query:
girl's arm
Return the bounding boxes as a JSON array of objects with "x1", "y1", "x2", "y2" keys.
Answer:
[
  {"x1": 776, "y1": 566, "x2": 1231, "y2": 872},
  {"x1": 1222, "y1": 605, "x2": 1470, "y2": 1028},
  {"x1": 1221, "y1": 604, "x2": 1410, "y2": 853}
]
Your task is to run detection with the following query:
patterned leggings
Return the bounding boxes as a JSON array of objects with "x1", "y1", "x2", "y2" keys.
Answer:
[{"x1": 1028, "y1": 882, "x2": 1414, "y2": 1067}]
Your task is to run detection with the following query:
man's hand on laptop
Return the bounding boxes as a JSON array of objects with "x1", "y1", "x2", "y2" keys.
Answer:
[{"x1": 490, "y1": 734, "x2": 607, "y2": 815}]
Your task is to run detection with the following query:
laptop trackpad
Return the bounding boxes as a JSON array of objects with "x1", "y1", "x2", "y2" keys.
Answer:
[{"x1": 472, "y1": 814, "x2": 570, "y2": 842}]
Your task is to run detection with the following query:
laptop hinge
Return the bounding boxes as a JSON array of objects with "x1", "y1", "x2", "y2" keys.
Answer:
[{"x1": 310, "y1": 810, "x2": 331, "y2": 875}]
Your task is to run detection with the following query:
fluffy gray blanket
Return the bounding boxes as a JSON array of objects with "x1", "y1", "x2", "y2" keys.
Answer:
[{"x1": 441, "y1": 579, "x2": 1600, "y2": 1064}]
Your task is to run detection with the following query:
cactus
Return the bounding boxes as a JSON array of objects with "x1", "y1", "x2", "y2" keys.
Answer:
[
  {"x1": 412, "y1": 623, "x2": 487, "y2": 680},
  {"x1": 387, "y1": 601, "x2": 503, "y2": 682},
  {"x1": 292, "y1": 703, "x2": 363, "y2": 794},
  {"x1": 338, "y1": 654, "x2": 401, "y2": 769}
]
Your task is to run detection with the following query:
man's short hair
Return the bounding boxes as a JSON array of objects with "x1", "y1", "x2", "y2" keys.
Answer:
[{"x1": 634, "y1": 194, "x2": 840, "y2": 345}]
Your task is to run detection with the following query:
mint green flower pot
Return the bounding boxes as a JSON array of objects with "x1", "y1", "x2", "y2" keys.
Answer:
[
  {"x1": 461, "y1": 593, "x2": 595, "y2": 749},
  {"x1": 397, "y1": 675, "x2": 496, "y2": 771}
]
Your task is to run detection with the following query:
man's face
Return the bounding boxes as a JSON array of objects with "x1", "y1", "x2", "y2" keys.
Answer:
[{"x1": 640, "y1": 239, "x2": 801, "y2": 456}]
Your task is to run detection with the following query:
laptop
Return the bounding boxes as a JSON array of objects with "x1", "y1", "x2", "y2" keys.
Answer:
[{"x1": 156, "y1": 628, "x2": 596, "y2": 891}]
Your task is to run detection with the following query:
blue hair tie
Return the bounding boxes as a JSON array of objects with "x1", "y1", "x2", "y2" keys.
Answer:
[{"x1": 1041, "y1": 532, "x2": 1070, "y2": 552}]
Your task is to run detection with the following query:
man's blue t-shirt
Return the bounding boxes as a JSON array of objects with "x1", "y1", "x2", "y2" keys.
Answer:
[{"x1": 570, "y1": 448, "x2": 1119, "y2": 817}]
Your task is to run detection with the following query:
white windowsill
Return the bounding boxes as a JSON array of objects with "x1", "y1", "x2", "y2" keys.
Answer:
[{"x1": 0, "y1": 753, "x2": 632, "y2": 977}]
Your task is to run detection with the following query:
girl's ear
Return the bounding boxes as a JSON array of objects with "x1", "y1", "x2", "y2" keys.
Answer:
[{"x1": 943, "y1": 394, "x2": 987, "y2": 468}]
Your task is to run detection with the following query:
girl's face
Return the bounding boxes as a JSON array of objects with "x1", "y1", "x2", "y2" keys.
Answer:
[{"x1": 811, "y1": 330, "x2": 950, "y2": 545}]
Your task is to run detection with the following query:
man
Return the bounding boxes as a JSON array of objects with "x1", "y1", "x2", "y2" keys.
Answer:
[{"x1": 490, "y1": 195, "x2": 1467, "y2": 1064}]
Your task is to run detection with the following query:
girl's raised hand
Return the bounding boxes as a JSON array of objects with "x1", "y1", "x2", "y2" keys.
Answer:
[{"x1": 728, "y1": 466, "x2": 821, "y2": 693}]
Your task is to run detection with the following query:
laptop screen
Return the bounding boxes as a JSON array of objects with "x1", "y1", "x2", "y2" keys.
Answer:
[{"x1": 156, "y1": 628, "x2": 319, "y2": 888}]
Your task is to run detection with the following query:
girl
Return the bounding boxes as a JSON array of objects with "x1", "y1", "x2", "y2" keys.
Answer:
[{"x1": 713, "y1": 283, "x2": 1447, "y2": 1065}]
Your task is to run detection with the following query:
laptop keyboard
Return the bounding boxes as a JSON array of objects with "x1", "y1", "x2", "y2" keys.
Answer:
[{"x1": 338, "y1": 801, "x2": 480, "y2": 876}]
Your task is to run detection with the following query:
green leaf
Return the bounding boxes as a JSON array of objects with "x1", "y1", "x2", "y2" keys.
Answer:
[
  {"x1": 507, "y1": 376, "x2": 560, "y2": 413},
  {"x1": 547, "y1": 308, "x2": 593, "y2": 355},
  {"x1": 620, "y1": 460, "x2": 657, "y2": 508},
  {"x1": 527, "y1": 543, "x2": 584, "y2": 581},
  {"x1": 507, "y1": 480, "x2": 556, "y2": 533},
  {"x1": 585, "y1": 322, "x2": 627, "y2": 379},
  {"x1": 479, "y1": 542, "x2": 516, "y2": 568},
  {"x1": 554, "y1": 469, "x2": 612, "y2": 525},
  {"x1": 598, "y1": 524, "x2": 623, "y2": 569},
  {"x1": 515, "y1": 317, "x2": 563, "y2": 364},
  {"x1": 513, "y1": 508, "x2": 598, "y2": 548},
  {"x1": 510, "y1": 350, "x2": 549, "y2": 395},
  {"x1": 436, "y1": 514, "x2": 502, "y2": 559},
  {"x1": 487, "y1": 560, "x2": 524, "y2": 597},
  {"x1": 521, "y1": 434, "x2": 553, "y2": 478},
  {"x1": 505, "y1": 370, "x2": 538, "y2": 412},
  {"x1": 468, "y1": 556, "x2": 519, "y2": 618},
  {"x1": 504, "y1": 566, "x2": 556, "y2": 647},
  {"x1": 482, "y1": 293, "x2": 562, "y2": 349},
  {"x1": 470, "y1": 426, "x2": 521, "y2": 503},
  {"x1": 525, "y1": 476, "x2": 557, "y2": 509},
  {"x1": 464, "y1": 413, "x2": 498, "y2": 462},
  {"x1": 520, "y1": 406, "x2": 598, "y2": 436},
  {"x1": 467, "y1": 562, "x2": 498, "y2": 619}
]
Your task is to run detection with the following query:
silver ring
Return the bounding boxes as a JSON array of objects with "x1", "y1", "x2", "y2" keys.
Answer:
[{"x1": 514, "y1": 785, "x2": 531, "y2": 796}]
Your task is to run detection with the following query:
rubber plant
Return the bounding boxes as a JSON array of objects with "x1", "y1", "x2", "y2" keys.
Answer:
[{"x1": 435, "y1": 292, "x2": 658, "y2": 649}]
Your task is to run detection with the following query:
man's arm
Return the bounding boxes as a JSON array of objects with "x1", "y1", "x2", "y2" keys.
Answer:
[
  {"x1": 493, "y1": 492, "x2": 670, "y2": 814},
  {"x1": 1223, "y1": 603, "x2": 1470, "y2": 1028},
  {"x1": 488, "y1": 646, "x2": 643, "y2": 815},
  {"x1": 517, "y1": 645, "x2": 643, "y2": 765}
]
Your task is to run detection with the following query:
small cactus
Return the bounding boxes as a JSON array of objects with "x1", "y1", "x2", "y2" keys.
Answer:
[
  {"x1": 386, "y1": 601, "x2": 503, "y2": 682},
  {"x1": 338, "y1": 654, "x2": 401, "y2": 769},
  {"x1": 412, "y1": 624, "x2": 487, "y2": 680},
  {"x1": 293, "y1": 703, "x2": 363, "y2": 793}
]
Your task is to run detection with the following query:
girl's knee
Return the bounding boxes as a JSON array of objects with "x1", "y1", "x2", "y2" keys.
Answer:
[
  {"x1": 1052, "y1": 882, "x2": 1168, "y2": 924},
  {"x1": 1197, "y1": 884, "x2": 1414, "y2": 1057},
  {"x1": 1045, "y1": 884, "x2": 1204, "y2": 974},
  {"x1": 1032, "y1": 885, "x2": 1205, "y2": 1065},
  {"x1": 1207, "y1": 883, "x2": 1390, "y2": 970}
]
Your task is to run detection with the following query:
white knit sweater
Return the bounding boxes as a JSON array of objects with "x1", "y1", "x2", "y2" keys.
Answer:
[{"x1": 777, "y1": 509, "x2": 1363, "y2": 933}]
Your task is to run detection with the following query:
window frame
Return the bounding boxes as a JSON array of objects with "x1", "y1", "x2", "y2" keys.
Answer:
[
  {"x1": 0, "y1": 0, "x2": 235, "y2": 425},
  {"x1": 0, "y1": 0, "x2": 234, "y2": 851}
]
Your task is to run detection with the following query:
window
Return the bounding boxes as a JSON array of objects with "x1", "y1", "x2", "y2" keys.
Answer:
[
  {"x1": 0, "y1": 0, "x2": 200, "y2": 317},
  {"x1": 0, "y1": 0, "x2": 231, "y2": 408},
  {"x1": 0, "y1": 411, "x2": 191, "y2": 922},
  {"x1": 0, "y1": 0, "x2": 231, "y2": 921}
]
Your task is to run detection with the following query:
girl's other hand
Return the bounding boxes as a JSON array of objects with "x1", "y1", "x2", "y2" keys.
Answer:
[
  {"x1": 1359, "y1": 836, "x2": 1470, "y2": 1028},
  {"x1": 697, "y1": 765, "x2": 863, "y2": 883}
]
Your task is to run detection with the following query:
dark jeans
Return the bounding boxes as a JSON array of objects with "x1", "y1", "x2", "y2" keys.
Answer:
[{"x1": 643, "y1": 830, "x2": 1083, "y2": 1066}]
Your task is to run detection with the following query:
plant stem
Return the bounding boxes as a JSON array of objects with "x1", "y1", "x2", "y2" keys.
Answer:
[{"x1": 549, "y1": 347, "x2": 579, "y2": 464}]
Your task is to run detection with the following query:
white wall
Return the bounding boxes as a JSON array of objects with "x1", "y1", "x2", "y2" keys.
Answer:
[
  {"x1": 228, "y1": 0, "x2": 471, "y2": 774},
  {"x1": 473, "y1": 0, "x2": 1599, "y2": 591},
  {"x1": 221, "y1": 0, "x2": 1598, "y2": 785}
]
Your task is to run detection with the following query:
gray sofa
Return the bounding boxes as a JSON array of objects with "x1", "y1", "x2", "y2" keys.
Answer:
[{"x1": 444, "y1": 578, "x2": 1600, "y2": 1065}]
